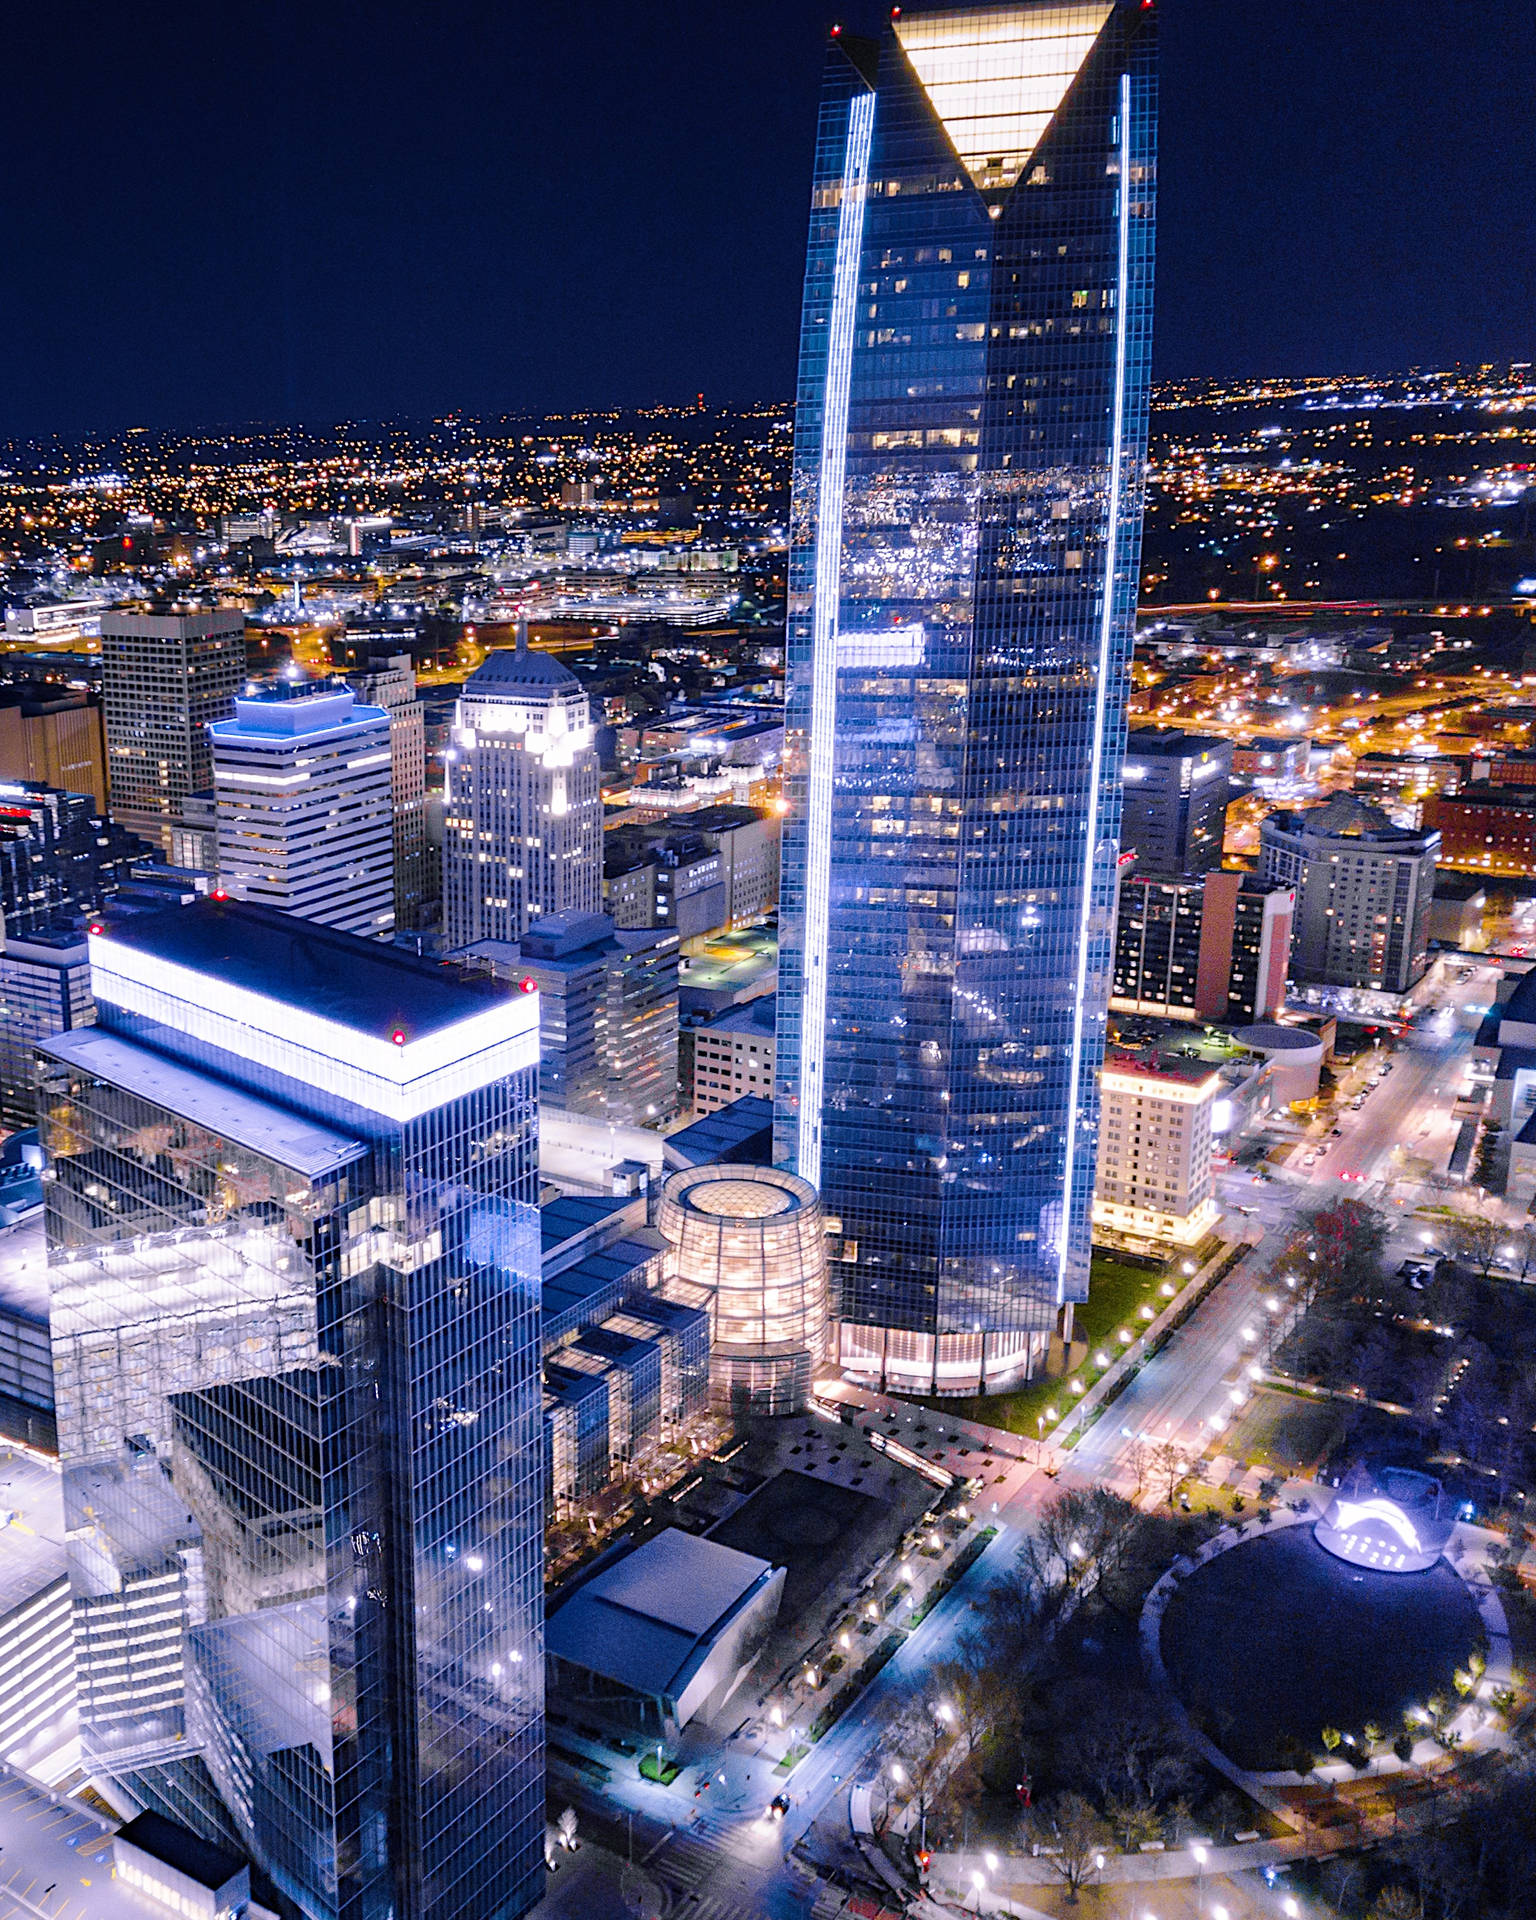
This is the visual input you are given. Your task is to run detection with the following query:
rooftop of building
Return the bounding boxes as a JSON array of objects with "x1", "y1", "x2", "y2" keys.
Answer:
[
  {"x1": 0, "y1": 1214, "x2": 47, "y2": 1327},
  {"x1": 661, "y1": 802, "x2": 768, "y2": 833},
  {"x1": 697, "y1": 996, "x2": 777, "y2": 1040},
  {"x1": 541, "y1": 1191, "x2": 646, "y2": 1264},
  {"x1": 42, "y1": 1026, "x2": 367, "y2": 1180},
  {"x1": 543, "y1": 1233, "x2": 667, "y2": 1346},
  {"x1": 0, "y1": 1445, "x2": 66, "y2": 1623},
  {"x1": 1265, "y1": 793, "x2": 1436, "y2": 847},
  {"x1": 100, "y1": 608, "x2": 245, "y2": 638},
  {"x1": 1430, "y1": 781, "x2": 1536, "y2": 811},
  {"x1": 663, "y1": 1161, "x2": 815, "y2": 1222},
  {"x1": 663, "y1": 1094, "x2": 774, "y2": 1169},
  {"x1": 1102, "y1": 1045, "x2": 1222, "y2": 1088},
  {"x1": 462, "y1": 627, "x2": 581, "y2": 694},
  {"x1": 94, "y1": 897, "x2": 516, "y2": 1044},
  {"x1": 115, "y1": 1812, "x2": 248, "y2": 1892},
  {"x1": 545, "y1": 1527, "x2": 777, "y2": 1705},
  {"x1": 1124, "y1": 728, "x2": 1232, "y2": 760},
  {"x1": 211, "y1": 677, "x2": 386, "y2": 743},
  {"x1": 1230, "y1": 1020, "x2": 1328, "y2": 1055}
]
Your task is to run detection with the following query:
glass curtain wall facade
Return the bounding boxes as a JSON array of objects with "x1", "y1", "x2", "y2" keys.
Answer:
[
  {"x1": 656, "y1": 1164, "x2": 829, "y2": 1416},
  {"x1": 775, "y1": 1, "x2": 1157, "y2": 1395},
  {"x1": 40, "y1": 902, "x2": 546, "y2": 1920}
]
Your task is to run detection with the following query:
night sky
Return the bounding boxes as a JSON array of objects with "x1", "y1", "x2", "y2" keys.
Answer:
[{"x1": 4, "y1": 0, "x2": 1531, "y2": 439}]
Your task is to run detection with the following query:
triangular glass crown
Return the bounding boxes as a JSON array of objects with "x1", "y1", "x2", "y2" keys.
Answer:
[{"x1": 895, "y1": 3, "x2": 1114, "y2": 192}]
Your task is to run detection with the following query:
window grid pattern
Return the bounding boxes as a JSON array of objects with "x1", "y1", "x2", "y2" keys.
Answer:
[
  {"x1": 777, "y1": 1, "x2": 1156, "y2": 1395},
  {"x1": 42, "y1": 1034, "x2": 545, "y2": 1920}
]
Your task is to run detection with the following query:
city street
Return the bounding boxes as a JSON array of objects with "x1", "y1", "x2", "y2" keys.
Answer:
[{"x1": 529, "y1": 974, "x2": 1511, "y2": 1919}]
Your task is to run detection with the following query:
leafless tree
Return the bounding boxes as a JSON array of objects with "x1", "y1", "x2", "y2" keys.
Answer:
[{"x1": 1030, "y1": 1793, "x2": 1109, "y2": 1900}]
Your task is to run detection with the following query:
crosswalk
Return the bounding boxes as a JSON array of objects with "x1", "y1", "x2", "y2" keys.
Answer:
[
  {"x1": 652, "y1": 1829, "x2": 783, "y2": 1920},
  {"x1": 669, "y1": 1898, "x2": 764, "y2": 1920}
]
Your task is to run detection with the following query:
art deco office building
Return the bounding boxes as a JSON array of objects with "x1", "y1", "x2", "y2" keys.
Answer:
[
  {"x1": 39, "y1": 901, "x2": 546, "y2": 1920},
  {"x1": 442, "y1": 628, "x2": 603, "y2": 950},
  {"x1": 774, "y1": 1, "x2": 1157, "y2": 1394}
]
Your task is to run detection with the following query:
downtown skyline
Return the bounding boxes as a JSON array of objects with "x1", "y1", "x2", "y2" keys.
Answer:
[{"x1": 0, "y1": 5, "x2": 1533, "y2": 1920}]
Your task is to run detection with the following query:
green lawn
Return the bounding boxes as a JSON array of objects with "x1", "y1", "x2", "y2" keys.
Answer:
[
  {"x1": 1214, "y1": 1386, "x2": 1356, "y2": 1475},
  {"x1": 1075, "y1": 1254, "x2": 1166, "y2": 1350},
  {"x1": 899, "y1": 1253, "x2": 1168, "y2": 1438},
  {"x1": 638, "y1": 1752, "x2": 682, "y2": 1785}
]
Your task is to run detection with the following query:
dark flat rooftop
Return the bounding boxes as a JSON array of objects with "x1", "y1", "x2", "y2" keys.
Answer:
[
  {"x1": 1125, "y1": 728, "x2": 1230, "y2": 759},
  {"x1": 663, "y1": 1094, "x2": 774, "y2": 1169},
  {"x1": 116, "y1": 1811, "x2": 247, "y2": 1891},
  {"x1": 99, "y1": 898, "x2": 513, "y2": 1042}
]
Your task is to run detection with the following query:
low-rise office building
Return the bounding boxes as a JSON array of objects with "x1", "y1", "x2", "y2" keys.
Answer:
[
  {"x1": 459, "y1": 911, "x2": 679, "y2": 1127},
  {"x1": 689, "y1": 995, "x2": 776, "y2": 1114}
]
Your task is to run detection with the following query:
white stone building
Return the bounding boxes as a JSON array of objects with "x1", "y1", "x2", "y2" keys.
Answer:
[{"x1": 1093, "y1": 1046, "x2": 1221, "y2": 1248}]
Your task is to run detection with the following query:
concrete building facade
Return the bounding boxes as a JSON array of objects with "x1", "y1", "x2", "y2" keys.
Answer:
[
  {"x1": 690, "y1": 996, "x2": 776, "y2": 1115},
  {"x1": 1093, "y1": 1046, "x2": 1221, "y2": 1247},
  {"x1": 100, "y1": 611, "x2": 246, "y2": 851},
  {"x1": 1260, "y1": 795, "x2": 1438, "y2": 995}
]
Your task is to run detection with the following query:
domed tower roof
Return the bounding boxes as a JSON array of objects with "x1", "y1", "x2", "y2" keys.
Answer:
[{"x1": 463, "y1": 622, "x2": 579, "y2": 695}]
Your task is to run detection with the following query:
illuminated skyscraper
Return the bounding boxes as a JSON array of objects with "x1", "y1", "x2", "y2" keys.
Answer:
[
  {"x1": 211, "y1": 679, "x2": 395, "y2": 938},
  {"x1": 442, "y1": 628, "x2": 602, "y2": 950},
  {"x1": 40, "y1": 900, "x2": 546, "y2": 1920},
  {"x1": 774, "y1": 1, "x2": 1157, "y2": 1396}
]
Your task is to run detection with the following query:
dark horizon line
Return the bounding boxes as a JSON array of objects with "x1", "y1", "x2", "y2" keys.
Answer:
[{"x1": 2, "y1": 360, "x2": 1527, "y2": 458}]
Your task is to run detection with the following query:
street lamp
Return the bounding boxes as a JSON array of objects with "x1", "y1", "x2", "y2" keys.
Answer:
[
  {"x1": 1192, "y1": 1842, "x2": 1208, "y2": 1915},
  {"x1": 969, "y1": 1869, "x2": 986, "y2": 1914}
]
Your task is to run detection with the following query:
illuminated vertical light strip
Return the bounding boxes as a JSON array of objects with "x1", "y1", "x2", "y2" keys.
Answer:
[
  {"x1": 798, "y1": 85, "x2": 876, "y2": 1185},
  {"x1": 1058, "y1": 69, "x2": 1133, "y2": 1295}
]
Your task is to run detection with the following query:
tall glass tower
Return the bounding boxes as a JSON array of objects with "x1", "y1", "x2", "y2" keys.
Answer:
[
  {"x1": 40, "y1": 900, "x2": 546, "y2": 1920},
  {"x1": 774, "y1": 1, "x2": 1157, "y2": 1397}
]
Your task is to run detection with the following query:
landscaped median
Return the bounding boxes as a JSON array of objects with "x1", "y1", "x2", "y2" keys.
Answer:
[{"x1": 796, "y1": 1527, "x2": 1000, "y2": 1749}]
